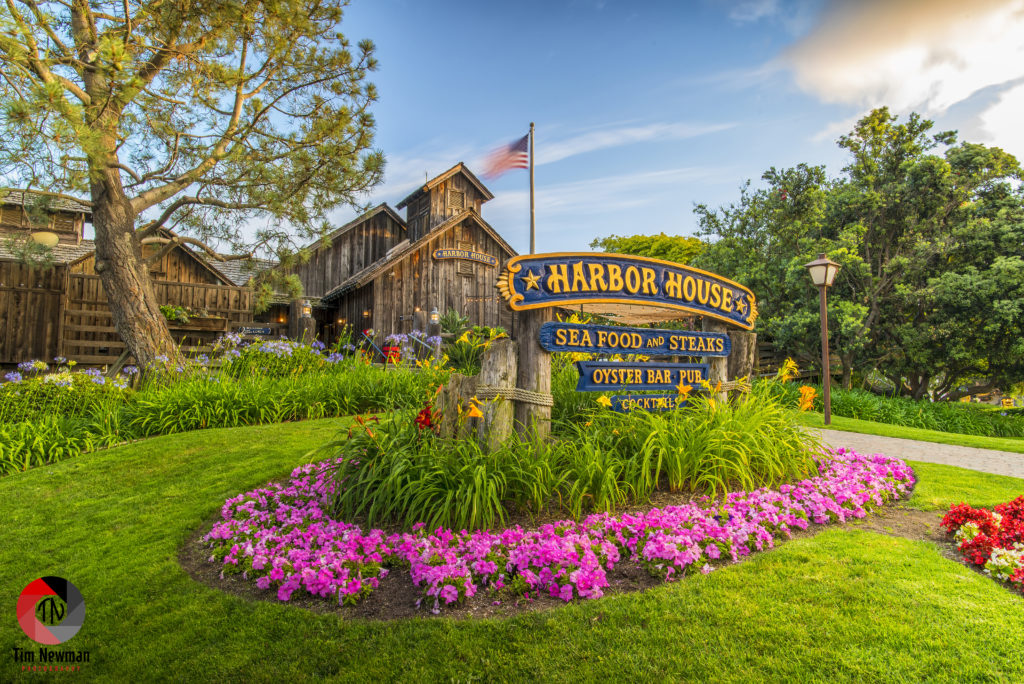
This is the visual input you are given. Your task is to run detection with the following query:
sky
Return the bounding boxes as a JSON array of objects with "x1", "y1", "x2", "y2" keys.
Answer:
[{"x1": 325, "y1": 0, "x2": 1024, "y2": 255}]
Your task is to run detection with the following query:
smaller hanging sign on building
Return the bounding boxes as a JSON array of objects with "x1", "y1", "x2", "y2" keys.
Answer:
[
  {"x1": 609, "y1": 394, "x2": 689, "y2": 413},
  {"x1": 575, "y1": 361, "x2": 709, "y2": 392},
  {"x1": 432, "y1": 248, "x2": 498, "y2": 267},
  {"x1": 539, "y1": 321, "x2": 730, "y2": 357}
]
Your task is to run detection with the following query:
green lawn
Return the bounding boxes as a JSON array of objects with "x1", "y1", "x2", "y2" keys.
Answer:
[
  {"x1": 2, "y1": 419, "x2": 1023, "y2": 682},
  {"x1": 799, "y1": 412, "x2": 1024, "y2": 454}
]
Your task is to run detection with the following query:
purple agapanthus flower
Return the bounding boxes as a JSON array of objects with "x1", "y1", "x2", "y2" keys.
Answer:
[{"x1": 4, "y1": 371, "x2": 22, "y2": 383}]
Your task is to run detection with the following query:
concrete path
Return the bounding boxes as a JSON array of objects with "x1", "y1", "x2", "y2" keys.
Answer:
[{"x1": 817, "y1": 428, "x2": 1024, "y2": 480}]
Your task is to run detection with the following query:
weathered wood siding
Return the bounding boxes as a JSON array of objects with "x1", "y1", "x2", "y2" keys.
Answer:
[
  {"x1": 406, "y1": 173, "x2": 489, "y2": 242},
  {"x1": 371, "y1": 218, "x2": 512, "y2": 334},
  {"x1": 69, "y1": 244, "x2": 226, "y2": 286},
  {"x1": 289, "y1": 213, "x2": 405, "y2": 297},
  {"x1": 0, "y1": 261, "x2": 66, "y2": 364}
]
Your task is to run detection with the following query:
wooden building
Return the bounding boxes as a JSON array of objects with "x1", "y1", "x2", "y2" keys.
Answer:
[
  {"x1": 0, "y1": 188, "x2": 254, "y2": 366},
  {"x1": 277, "y1": 163, "x2": 518, "y2": 342}
]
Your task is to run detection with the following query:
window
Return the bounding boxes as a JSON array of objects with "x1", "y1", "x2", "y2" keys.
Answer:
[{"x1": 457, "y1": 241, "x2": 474, "y2": 276}]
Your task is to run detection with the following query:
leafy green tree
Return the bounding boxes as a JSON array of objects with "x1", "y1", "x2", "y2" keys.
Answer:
[
  {"x1": 590, "y1": 232, "x2": 702, "y2": 264},
  {"x1": 695, "y1": 108, "x2": 1023, "y2": 396},
  {"x1": 0, "y1": 0, "x2": 384, "y2": 366}
]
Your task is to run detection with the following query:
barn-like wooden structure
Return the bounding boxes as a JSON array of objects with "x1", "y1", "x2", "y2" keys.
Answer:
[
  {"x1": 270, "y1": 163, "x2": 518, "y2": 343},
  {"x1": 0, "y1": 189, "x2": 255, "y2": 365},
  {"x1": 2, "y1": 163, "x2": 520, "y2": 364}
]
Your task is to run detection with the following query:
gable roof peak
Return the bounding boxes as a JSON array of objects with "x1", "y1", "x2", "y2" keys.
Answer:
[{"x1": 396, "y1": 162, "x2": 494, "y2": 209}]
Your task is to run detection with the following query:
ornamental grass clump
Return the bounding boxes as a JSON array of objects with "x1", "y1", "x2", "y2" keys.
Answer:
[
  {"x1": 560, "y1": 380, "x2": 824, "y2": 499},
  {"x1": 203, "y1": 447, "x2": 916, "y2": 613}
]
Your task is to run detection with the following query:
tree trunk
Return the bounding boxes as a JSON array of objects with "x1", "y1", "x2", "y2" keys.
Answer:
[
  {"x1": 840, "y1": 353, "x2": 854, "y2": 390},
  {"x1": 90, "y1": 168, "x2": 180, "y2": 368}
]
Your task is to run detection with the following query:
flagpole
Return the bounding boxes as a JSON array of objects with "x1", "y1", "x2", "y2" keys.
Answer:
[{"x1": 529, "y1": 122, "x2": 536, "y2": 254}]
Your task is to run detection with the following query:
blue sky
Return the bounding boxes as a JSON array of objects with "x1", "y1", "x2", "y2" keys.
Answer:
[{"x1": 331, "y1": 0, "x2": 1024, "y2": 255}]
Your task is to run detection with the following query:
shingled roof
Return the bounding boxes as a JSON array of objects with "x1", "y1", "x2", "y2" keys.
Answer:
[
  {"x1": 0, "y1": 188, "x2": 92, "y2": 216},
  {"x1": 0, "y1": 238, "x2": 96, "y2": 263}
]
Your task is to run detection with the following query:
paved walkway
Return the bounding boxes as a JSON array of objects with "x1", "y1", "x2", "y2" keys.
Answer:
[{"x1": 818, "y1": 428, "x2": 1024, "y2": 480}]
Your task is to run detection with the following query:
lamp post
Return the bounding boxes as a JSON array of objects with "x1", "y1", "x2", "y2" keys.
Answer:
[{"x1": 804, "y1": 253, "x2": 841, "y2": 425}]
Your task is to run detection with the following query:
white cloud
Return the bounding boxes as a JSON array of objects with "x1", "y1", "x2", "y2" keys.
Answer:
[
  {"x1": 730, "y1": 0, "x2": 780, "y2": 23},
  {"x1": 530, "y1": 121, "x2": 735, "y2": 166},
  {"x1": 783, "y1": 0, "x2": 1024, "y2": 112},
  {"x1": 979, "y1": 82, "x2": 1024, "y2": 159}
]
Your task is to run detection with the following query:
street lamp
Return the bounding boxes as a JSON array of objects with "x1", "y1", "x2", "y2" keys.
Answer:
[
  {"x1": 804, "y1": 253, "x2": 840, "y2": 425},
  {"x1": 429, "y1": 307, "x2": 440, "y2": 325}
]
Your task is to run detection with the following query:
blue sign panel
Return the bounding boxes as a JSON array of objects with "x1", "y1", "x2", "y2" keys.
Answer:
[
  {"x1": 238, "y1": 326, "x2": 272, "y2": 336},
  {"x1": 575, "y1": 361, "x2": 708, "y2": 392},
  {"x1": 539, "y1": 322, "x2": 730, "y2": 357},
  {"x1": 609, "y1": 394, "x2": 690, "y2": 413},
  {"x1": 432, "y1": 248, "x2": 498, "y2": 266},
  {"x1": 497, "y1": 252, "x2": 757, "y2": 330}
]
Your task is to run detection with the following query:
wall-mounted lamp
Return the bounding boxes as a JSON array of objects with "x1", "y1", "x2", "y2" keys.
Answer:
[
  {"x1": 30, "y1": 231, "x2": 59, "y2": 248},
  {"x1": 429, "y1": 307, "x2": 440, "y2": 325},
  {"x1": 362, "y1": 310, "x2": 370, "y2": 317},
  {"x1": 301, "y1": 299, "x2": 312, "y2": 319}
]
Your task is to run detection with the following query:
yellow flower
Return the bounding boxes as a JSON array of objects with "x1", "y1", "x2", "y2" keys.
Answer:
[
  {"x1": 777, "y1": 358, "x2": 798, "y2": 383},
  {"x1": 797, "y1": 385, "x2": 817, "y2": 411},
  {"x1": 457, "y1": 331, "x2": 472, "y2": 344},
  {"x1": 596, "y1": 395, "x2": 612, "y2": 408},
  {"x1": 466, "y1": 403, "x2": 484, "y2": 419},
  {"x1": 676, "y1": 381, "x2": 693, "y2": 397}
]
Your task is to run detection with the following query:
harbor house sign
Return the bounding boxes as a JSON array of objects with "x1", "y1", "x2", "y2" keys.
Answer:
[
  {"x1": 496, "y1": 253, "x2": 757, "y2": 329},
  {"x1": 496, "y1": 252, "x2": 758, "y2": 414}
]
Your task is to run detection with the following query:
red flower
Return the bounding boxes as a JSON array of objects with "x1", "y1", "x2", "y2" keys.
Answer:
[{"x1": 415, "y1": 404, "x2": 436, "y2": 431}]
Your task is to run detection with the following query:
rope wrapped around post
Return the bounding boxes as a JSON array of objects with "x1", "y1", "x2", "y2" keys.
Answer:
[{"x1": 475, "y1": 385, "x2": 554, "y2": 407}]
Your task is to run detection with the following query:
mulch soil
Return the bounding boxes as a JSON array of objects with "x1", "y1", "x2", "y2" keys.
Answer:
[{"x1": 179, "y1": 476, "x2": 1010, "y2": 621}]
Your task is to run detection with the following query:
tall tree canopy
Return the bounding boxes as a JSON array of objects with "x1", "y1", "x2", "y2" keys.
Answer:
[
  {"x1": 0, "y1": 0, "x2": 384, "y2": 365},
  {"x1": 695, "y1": 108, "x2": 1023, "y2": 398},
  {"x1": 589, "y1": 232, "x2": 702, "y2": 264}
]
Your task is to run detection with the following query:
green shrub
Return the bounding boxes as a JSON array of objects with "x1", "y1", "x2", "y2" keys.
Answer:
[
  {"x1": 766, "y1": 382, "x2": 1024, "y2": 438},
  {"x1": 0, "y1": 417, "x2": 99, "y2": 476}
]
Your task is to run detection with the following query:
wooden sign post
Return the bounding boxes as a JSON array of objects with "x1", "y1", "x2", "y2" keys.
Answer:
[{"x1": 494, "y1": 252, "x2": 759, "y2": 436}]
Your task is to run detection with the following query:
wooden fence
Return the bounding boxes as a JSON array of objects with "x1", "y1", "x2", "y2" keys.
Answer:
[
  {"x1": 0, "y1": 260, "x2": 253, "y2": 366},
  {"x1": 62, "y1": 274, "x2": 253, "y2": 365},
  {"x1": 0, "y1": 261, "x2": 66, "y2": 364}
]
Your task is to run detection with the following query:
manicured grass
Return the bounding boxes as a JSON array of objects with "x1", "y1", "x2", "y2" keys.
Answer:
[
  {"x1": 2, "y1": 419, "x2": 1023, "y2": 681},
  {"x1": 906, "y1": 460, "x2": 1024, "y2": 511},
  {"x1": 799, "y1": 412, "x2": 1024, "y2": 454}
]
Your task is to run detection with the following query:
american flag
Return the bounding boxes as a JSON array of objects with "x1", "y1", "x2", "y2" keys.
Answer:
[{"x1": 482, "y1": 133, "x2": 529, "y2": 179}]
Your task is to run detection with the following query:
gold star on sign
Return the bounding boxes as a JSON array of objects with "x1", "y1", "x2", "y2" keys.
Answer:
[
  {"x1": 733, "y1": 295, "x2": 747, "y2": 315},
  {"x1": 522, "y1": 269, "x2": 541, "y2": 290}
]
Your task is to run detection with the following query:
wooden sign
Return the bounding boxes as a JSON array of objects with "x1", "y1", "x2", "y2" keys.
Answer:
[
  {"x1": 432, "y1": 248, "x2": 498, "y2": 267},
  {"x1": 497, "y1": 252, "x2": 757, "y2": 329},
  {"x1": 610, "y1": 394, "x2": 688, "y2": 413},
  {"x1": 539, "y1": 321, "x2": 730, "y2": 357},
  {"x1": 575, "y1": 361, "x2": 708, "y2": 392}
]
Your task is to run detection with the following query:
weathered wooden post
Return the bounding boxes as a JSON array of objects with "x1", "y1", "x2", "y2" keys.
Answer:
[
  {"x1": 702, "y1": 317, "x2": 729, "y2": 403},
  {"x1": 514, "y1": 308, "x2": 553, "y2": 442},
  {"x1": 727, "y1": 331, "x2": 757, "y2": 381},
  {"x1": 475, "y1": 338, "x2": 518, "y2": 450}
]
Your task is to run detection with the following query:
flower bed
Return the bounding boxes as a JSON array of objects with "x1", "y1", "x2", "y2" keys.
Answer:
[
  {"x1": 201, "y1": 447, "x2": 916, "y2": 614},
  {"x1": 940, "y1": 497, "x2": 1024, "y2": 595}
]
